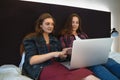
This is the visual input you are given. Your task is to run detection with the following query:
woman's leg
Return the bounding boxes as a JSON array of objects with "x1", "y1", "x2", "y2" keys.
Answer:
[
  {"x1": 104, "y1": 58, "x2": 120, "y2": 78},
  {"x1": 82, "y1": 75, "x2": 100, "y2": 80},
  {"x1": 89, "y1": 65, "x2": 119, "y2": 80}
]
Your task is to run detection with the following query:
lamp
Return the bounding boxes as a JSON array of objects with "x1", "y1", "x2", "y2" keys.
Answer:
[
  {"x1": 111, "y1": 28, "x2": 119, "y2": 53},
  {"x1": 111, "y1": 28, "x2": 119, "y2": 37}
]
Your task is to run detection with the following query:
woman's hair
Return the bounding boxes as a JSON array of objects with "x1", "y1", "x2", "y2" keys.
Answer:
[
  {"x1": 61, "y1": 13, "x2": 82, "y2": 36},
  {"x1": 35, "y1": 13, "x2": 56, "y2": 34}
]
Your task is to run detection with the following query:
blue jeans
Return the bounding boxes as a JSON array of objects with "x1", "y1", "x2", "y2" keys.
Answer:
[{"x1": 89, "y1": 58, "x2": 120, "y2": 80}]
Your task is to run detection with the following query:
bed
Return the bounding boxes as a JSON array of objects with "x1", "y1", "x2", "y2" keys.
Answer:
[
  {"x1": 0, "y1": 64, "x2": 32, "y2": 80},
  {"x1": 0, "y1": 52, "x2": 32, "y2": 80},
  {"x1": 109, "y1": 52, "x2": 120, "y2": 64},
  {"x1": 0, "y1": 1, "x2": 118, "y2": 80},
  {"x1": 0, "y1": 51, "x2": 120, "y2": 80}
]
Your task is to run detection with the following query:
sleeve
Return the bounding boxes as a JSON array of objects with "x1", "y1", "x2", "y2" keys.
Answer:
[
  {"x1": 23, "y1": 38, "x2": 38, "y2": 64},
  {"x1": 80, "y1": 32, "x2": 89, "y2": 39},
  {"x1": 54, "y1": 36, "x2": 71, "y2": 62},
  {"x1": 59, "y1": 36, "x2": 66, "y2": 49},
  {"x1": 84, "y1": 33, "x2": 89, "y2": 39}
]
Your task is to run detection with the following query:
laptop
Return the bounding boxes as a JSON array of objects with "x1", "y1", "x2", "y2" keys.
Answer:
[{"x1": 61, "y1": 38, "x2": 113, "y2": 69}]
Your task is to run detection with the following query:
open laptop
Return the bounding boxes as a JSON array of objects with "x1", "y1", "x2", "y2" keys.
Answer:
[{"x1": 61, "y1": 38, "x2": 113, "y2": 69}]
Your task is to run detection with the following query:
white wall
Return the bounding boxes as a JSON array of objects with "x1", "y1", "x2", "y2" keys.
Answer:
[{"x1": 22, "y1": 0, "x2": 120, "y2": 53}]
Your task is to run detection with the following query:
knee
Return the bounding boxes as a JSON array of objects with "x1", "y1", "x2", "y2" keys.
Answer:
[{"x1": 104, "y1": 58, "x2": 118, "y2": 67}]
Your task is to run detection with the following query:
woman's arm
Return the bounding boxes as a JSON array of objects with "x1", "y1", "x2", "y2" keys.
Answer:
[
  {"x1": 30, "y1": 51, "x2": 66, "y2": 65},
  {"x1": 23, "y1": 36, "x2": 68, "y2": 65}
]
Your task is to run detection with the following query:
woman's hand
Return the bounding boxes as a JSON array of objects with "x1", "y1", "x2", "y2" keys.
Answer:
[
  {"x1": 60, "y1": 51, "x2": 67, "y2": 59},
  {"x1": 59, "y1": 47, "x2": 72, "y2": 59},
  {"x1": 62, "y1": 47, "x2": 72, "y2": 55},
  {"x1": 53, "y1": 47, "x2": 72, "y2": 59},
  {"x1": 53, "y1": 51, "x2": 67, "y2": 59}
]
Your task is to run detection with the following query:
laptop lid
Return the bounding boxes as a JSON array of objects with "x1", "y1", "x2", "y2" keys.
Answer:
[{"x1": 70, "y1": 38, "x2": 113, "y2": 69}]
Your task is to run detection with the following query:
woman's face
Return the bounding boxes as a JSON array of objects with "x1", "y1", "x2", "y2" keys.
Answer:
[
  {"x1": 72, "y1": 16, "x2": 79, "y2": 32},
  {"x1": 40, "y1": 18, "x2": 54, "y2": 34}
]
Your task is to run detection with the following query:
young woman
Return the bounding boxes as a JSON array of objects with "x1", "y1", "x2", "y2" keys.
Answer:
[
  {"x1": 59, "y1": 13, "x2": 120, "y2": 80},
  {"x1": 22, "y1": 13, "x2": 100, "y2": 80}
]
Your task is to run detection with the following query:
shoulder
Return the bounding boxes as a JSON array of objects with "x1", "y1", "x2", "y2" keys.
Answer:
[
  {"x1": 78, "y1": 32, "x2": 88, "y2": 39},
  {"x1": 80, "y1": 32, "x2": 87, "y2": 35},
  {"x1": 59, "y1": 34, "x2": 68, "y2": 38},
  {"x1": 24, "y1": 32, "x2": 37, "y2": 39},
  {"x1": 23, "y1": 32, "x2": 39, "y2": 44}
]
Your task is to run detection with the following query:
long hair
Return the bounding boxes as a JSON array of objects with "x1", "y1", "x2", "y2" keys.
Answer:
[
  {"x1": 61, "y1": 13, "x2": 82, "y2": 36},
  {"x1": 35, "y1": 13, "x2": 56, "y2": 34}
]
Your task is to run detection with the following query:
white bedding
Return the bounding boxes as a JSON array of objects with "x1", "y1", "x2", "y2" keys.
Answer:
[
  {"x1": 109, "y1": 52, "x2": 120, "y2": 63},
  {"x1": 0, "y1": 52, "x2": 120, "y2": 80},
  {"x1": 0, "y1": 65, "x2": 32, "y2": 80}
]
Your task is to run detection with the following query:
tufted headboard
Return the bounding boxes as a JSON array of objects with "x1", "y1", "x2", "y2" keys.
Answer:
[{"x1": 0, "y1": 0, "x2": 111, "y2": 66}]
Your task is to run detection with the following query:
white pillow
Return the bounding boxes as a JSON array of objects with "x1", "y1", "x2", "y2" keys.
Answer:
[{"x1": 0, "y1": 64, "x2": 32, "y2": 80}]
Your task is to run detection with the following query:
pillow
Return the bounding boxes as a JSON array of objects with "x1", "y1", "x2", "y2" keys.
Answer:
[
  {"x1": 19, "y1": 52, "x2": 25, "y2": 70},
  {"x1": 0, "y1": 64, "x2": 32, "y2": 80}
]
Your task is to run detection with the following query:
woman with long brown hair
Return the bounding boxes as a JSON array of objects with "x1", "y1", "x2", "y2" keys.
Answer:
[{"x1": 59, "y1": 13, "x2": 120, "y2": 80}]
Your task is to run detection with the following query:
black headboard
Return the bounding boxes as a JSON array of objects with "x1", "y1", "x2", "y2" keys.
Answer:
[{"x1": 0, "y1": 0, "x2": 111, "y2": 66}]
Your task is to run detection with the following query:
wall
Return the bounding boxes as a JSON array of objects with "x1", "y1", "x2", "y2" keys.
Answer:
[
  {"x1": 22, "y1": 0, "x2": 120, "y2": 52},
  {"x1": 0, "y1": 0, "x2": 110, "y2": 66}
]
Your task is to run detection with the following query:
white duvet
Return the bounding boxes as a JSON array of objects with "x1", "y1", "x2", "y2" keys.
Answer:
[
  {"x1": 0, "y1": 52, "x2": 120, "y2": 80},
  {"x1": 0, "y1": 65, "x2": 33, "y2": 80}
]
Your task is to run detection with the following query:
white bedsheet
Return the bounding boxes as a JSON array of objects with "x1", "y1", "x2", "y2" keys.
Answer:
[
  {"x1": 0, "y1": 65, "x2": 33, "y2": 80},
  {"x1": 0, "y1": 52, "x2": 120, "y2": 80},
  {"x1": 109, "y1": 52, "x2": 120, "y2": 63}
]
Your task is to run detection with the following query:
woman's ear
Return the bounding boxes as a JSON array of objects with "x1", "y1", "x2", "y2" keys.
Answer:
[
  {"x1": 40, "y1": 25, "x2": 43, "y2": 29},
  {"x1": 40, "y1": 25, "x2": 42, "y2": 28}
]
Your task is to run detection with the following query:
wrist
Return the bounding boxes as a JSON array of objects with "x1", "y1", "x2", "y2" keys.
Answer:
[{"x1": 54, "y1": 52, "x2": 61, "y2": 58}]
